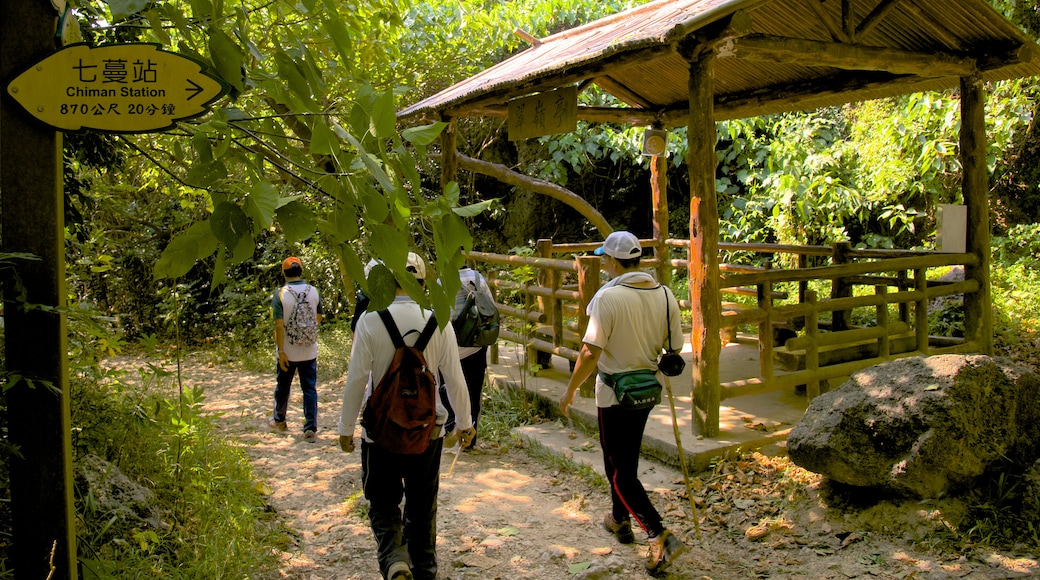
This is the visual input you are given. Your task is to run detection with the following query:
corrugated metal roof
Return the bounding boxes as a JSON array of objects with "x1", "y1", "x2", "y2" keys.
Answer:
[{"x1": 398, "y1": 0, "x2": 1040, "y2": 125}]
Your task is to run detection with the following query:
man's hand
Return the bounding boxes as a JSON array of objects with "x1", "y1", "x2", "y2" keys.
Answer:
[
  {"x1": 338, "y1": 435, "x2": 355, "y2": 453},
  {"x1": 559, "y1": 389, "x2": 577, "y2": 418},
  {"x1": 459, "y1": 427, "x2": 476, "y2": 448},
  {"x1": 278, "y1": 351, "x2": 289, "y2": 371}
]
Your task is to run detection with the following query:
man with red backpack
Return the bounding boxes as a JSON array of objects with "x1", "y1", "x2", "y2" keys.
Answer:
[{"x1": 338, "y1": 252, "x2": 475, "y2": 580}]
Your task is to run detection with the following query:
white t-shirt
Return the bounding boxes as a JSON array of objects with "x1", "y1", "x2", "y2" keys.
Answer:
[{"x1": 583, "y1": 278, "x2": 683, "y2": 407}]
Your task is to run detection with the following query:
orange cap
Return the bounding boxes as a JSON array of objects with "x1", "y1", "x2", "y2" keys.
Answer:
[{"x1": 282, "y1": 256, "x2": 302, "y2": 271}]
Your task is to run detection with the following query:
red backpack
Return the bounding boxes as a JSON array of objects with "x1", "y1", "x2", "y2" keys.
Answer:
[{"x1": 361, "y1": 310, "x2": 439, "y2": 454}]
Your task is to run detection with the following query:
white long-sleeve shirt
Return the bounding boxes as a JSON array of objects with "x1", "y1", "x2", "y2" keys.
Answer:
[{"x1": 338, "y1": 296, "x2": 473, "y2": 440}]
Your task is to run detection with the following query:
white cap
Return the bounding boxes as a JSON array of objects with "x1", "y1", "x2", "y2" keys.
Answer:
[
  {"x1": 594, "y1": 231, "x2": 641, "y2": 259},
  {"x1": 406, "y1": 252, "x2": 427, "y2": 280}
]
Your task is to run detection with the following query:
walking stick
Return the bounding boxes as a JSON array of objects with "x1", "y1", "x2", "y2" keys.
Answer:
[
  {"x1": 662, "y1": 374, "x2": 702, "y2": 541},
  {"x1": 446, "y1": 441, "x2": 462, "y2": 477}
]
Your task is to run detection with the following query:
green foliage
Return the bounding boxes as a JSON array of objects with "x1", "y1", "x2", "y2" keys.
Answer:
[
  {"x1": 991, "y1": 224, "x2": 1040, "y2": 370},
  {"x1": 71, "y1": 359, "x2": 279, "y2": 578}
]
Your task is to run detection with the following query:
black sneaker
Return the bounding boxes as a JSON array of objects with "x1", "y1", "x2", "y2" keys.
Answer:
[
  {"x1": 646, "y1": 529, "x2": 686, "y2": 575},
  {"x1": 603, "y1": 513, "x2": 635, "y2": 544}
]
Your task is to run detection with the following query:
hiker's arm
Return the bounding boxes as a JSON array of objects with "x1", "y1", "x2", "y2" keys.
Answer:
[
  {"x1": 560, "y1": 343, "x2": 602, "y2": 418},
  {"x1": 274, "y1": 320, "x2": 289, "y2": 371},
  {"x1": 338, "y1": 320, "x2": 374, "y2": 452},
  {"x1": 438, "y1": 327, "x2": 473, "y2": 431}
]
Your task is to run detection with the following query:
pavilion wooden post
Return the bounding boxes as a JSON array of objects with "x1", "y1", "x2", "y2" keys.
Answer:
[
  {"x1": 1, "y1": 2, "x2": 78, "y2": 577},
  {"x1": 650, "y1": 123, "x2": 671, "y2": 287},
  {"x1": 959, "y1": 73, "x2": 992, "y2": 354},
  {"x1": 685, "y1": 46, "x2": 722, "y2": 437}
]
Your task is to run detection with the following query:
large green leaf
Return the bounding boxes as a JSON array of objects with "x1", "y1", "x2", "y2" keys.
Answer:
[
  {"x1": 209, "y1": 28, "x2": 245, "y2": 93},
  {"x1": 371, "y1": 90, "x2": 397, "y2": 140},
  {"x1": 106, "y1": 0, "x2": 150, "y2": 20},
  {"x1": 154, "y1": 221, "x2": 219, "y2": 280},
  {"x1": 343, "y1": 132, "x2": 394, "y2": 193},
  {"x1": 210, "y1": 201, "x2": 248, "y2": 249},
  {"x1": 358, "y1": 181, "x2": 390, "y2": 224},
  {"x1": 275, "y1": 50, "x2": 319, "y2": 112},
  {"x1": 453, "y1": 199, "x2": 496, "y2": 218},
  {"x1": 316, "y1": 204, "x2": 359, "y2": 242},
  {"x1": 402, "y1": 122, "x2": 447, "y2": 147},
  {"x1": 230, "y1": 231, "x2": 255, "y2": 264},
  {"x1": 365, "y1": 263, "x2": 398, "y2": 311},
  {"x1": 276, "y1": 201, "x2": 316, "y2": 243},
  {"x1": 244, "y1": 182, "x2": 279, "y2": 229},
  {"x1": 322, "y1": 15, "x2": 353, "y2": 65},
  {"x1": 310, "y1": 120, "x2": 338, "y2": 157}
]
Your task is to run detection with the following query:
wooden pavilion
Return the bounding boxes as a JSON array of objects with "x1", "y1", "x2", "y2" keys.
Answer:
[{"x1": 397, "y1": 0, "x2": 1040, "y2": 436}]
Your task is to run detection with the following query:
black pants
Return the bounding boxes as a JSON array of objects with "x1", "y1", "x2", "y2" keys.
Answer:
[
  {"x1": 440, "y1": 346, "x2": 488, "y2": 440},
  {"x1": 598, "y1": 404, "x2": 664, "y2": 538},
  {"x1": 361, "y1": 438, "x2": 443, "y2": 580}
]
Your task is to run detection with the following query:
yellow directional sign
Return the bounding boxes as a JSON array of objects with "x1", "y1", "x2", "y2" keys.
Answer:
[{"x1": 6, "y1": 43, "x2": 227, "y2": 133}]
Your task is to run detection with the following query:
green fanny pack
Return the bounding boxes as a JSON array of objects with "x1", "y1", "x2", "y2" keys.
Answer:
[{"x1": 600, "y1": 369, "x2": 662, "y2": 410}]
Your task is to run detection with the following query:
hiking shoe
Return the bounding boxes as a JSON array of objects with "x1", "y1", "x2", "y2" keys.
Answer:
[
  {"x1": 646, "y1": 529, "x2": 686, "y2": 575},
  {"x1": 603, "y1": 513, "x2": 635, "y2": 544},
  {"x1": 387, "y1": 560, "x2": 413, "y2": 580},
  {"x1": 303, "y1": 429, "x2": 316, "y2": 441},
  {"x1": 268, "y1": 418, "x2": 287, "y2": 431}
]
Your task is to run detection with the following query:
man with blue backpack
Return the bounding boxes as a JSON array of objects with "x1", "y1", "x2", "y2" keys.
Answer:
[{"x1": 269, "y1": 256, "x2": 323, "y2": 441}]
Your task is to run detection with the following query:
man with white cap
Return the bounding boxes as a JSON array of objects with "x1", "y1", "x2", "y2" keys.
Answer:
[
  {"x1": 559, "y1": 231, "x2": 687, "y2": 575},
  {"x1": 338, "y1": 252, "x2": 476, "y2": 580}
]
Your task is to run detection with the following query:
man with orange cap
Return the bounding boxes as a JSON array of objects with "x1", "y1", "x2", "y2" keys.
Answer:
[{"x1": 270, "y1": 256, "x2": 323, "y2": 440}]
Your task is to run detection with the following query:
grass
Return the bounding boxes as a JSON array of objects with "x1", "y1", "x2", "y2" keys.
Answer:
[{"x1": 67, "y1": 359, "x2": 284, "y2": 579}]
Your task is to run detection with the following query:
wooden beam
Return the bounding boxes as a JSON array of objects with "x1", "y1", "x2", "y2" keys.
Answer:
[
  {"x1": 712, "y1": 70, "x2": 938, "y2": 122},
  {"x1": 593, "y1": 75, "x2": 656, "y2": 109},
  {"x1": 435, "y1": 152, "x2": 613, "y2": 236},
  {"x1": 855, "y1": 0, "x2": 905, "y2": 40},
  {"x1": 721, "y1": 34, "x2": 976, "y2": 77},
  {"x1": 806, "y1": 0, "x2": 848, "y2": 43},
  {"x1": 441, "y1": 44, "x2": 680, "y2": 118}
]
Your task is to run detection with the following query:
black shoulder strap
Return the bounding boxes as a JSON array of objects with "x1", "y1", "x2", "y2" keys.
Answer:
[
  {"x1": 378, "y1": 310, "x2": 438, "y2": 350},
  {"x1": 414, "y1": 316, "x2": 438, "y2": 351},
  {"x1": 377, "y1": 310, "x2": 405, "y2": 348},
  {"x1": 663, "y1": 286, "x2": 673, "y2": 352}
]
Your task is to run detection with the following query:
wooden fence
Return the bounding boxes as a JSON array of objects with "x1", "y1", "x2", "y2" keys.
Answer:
[{"x1": 467, "y1": 238, "x2": 976, "y2": 435}]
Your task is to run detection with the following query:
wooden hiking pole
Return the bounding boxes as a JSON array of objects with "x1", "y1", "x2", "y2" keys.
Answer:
[
  {"x1": 446, "y1": 440, "x2": 463, "y2": 477},
  {"x1": 662, "y1": 374, "x2": 702, "y2": 541}
]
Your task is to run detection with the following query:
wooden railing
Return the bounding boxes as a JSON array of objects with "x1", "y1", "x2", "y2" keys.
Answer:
[{"x1": 467, "y1": 238, "x2": 978, "y2": 436}]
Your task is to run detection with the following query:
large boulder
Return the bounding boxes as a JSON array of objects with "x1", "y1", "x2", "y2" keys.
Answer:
[{"x1": 787, "y1": 354, "x2": 1039, "y2": 498}]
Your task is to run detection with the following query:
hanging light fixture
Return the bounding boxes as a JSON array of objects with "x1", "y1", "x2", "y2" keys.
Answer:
[{"x1": 641, "y1": 129, "x2": 668, "y2": 157}]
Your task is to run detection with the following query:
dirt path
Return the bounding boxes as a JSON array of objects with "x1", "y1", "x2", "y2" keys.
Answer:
[{"x1": 180, "y1": 358, "x2": 1038, "y2": 579}]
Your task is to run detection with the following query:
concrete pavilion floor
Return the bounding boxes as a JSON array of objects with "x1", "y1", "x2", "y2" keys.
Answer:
[{"x1": 486, "y1": 334, "x2": 810, "y2": 474}]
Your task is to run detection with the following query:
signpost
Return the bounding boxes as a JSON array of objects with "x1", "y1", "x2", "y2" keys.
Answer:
[
  {"x1": 1, "y1": 28, "x2": 226, "y2": 580},
  {"x1": 507, "y1": 86, "x2": 577, "y2": 141},
  {"x1": 6, "y1": 43, "x2": 226, "y2": 133}
]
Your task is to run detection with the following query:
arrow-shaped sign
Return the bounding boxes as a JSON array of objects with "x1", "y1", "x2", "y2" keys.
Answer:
[{"x1": 6, "y1": 43, "x2": 228, "y2": 133}]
